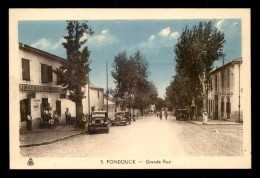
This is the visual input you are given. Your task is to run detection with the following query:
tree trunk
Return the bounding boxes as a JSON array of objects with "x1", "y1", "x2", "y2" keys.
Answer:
[
  {"x1": 75, "y1": 100, "x2": 83, "y2": 128},
  {"x1": 199, "y1": 72, "x2": 207, "y2": 111}
]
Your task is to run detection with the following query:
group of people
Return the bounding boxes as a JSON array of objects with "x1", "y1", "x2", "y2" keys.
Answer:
[
  {"x1": 157, "y1": 110, "x2": 168, "y2": 120},
  {"x1": 156, "y1": 108, "x2": 208, "y2": 124},
  {"x1": 42, "y1": 107, "x2": 59, "y2": 126}
]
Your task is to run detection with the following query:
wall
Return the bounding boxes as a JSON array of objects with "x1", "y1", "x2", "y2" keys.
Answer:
[
  {"x1": 82, "y1": 85, "x2": 104, "y2": 115},
  {"x1": 60, "y1": 99, "x2": 76, "y2": 125},
  {"x1": 207, "y1": 60, "x2": 243, "y2": 122},
  {"x1": 19, "y1": 46, "x2": 63, "y2": 131}
]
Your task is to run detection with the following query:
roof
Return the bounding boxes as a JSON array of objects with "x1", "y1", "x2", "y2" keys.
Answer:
[
  {"x1": 89, "y1": 83, "x2": 104, "y2": 90},
  {"x1": 104, "y1": 98, "x2": 116, "y2": 105},
  {"x1": 209, "y1": 57, "x2": 242, "y2": 75},
  {"x1": 19, "y1": 43, "x2": 66, "y2": 63}
]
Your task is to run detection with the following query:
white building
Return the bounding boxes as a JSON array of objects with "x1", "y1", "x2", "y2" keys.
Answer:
[
  {"x1": 19, "y1": 43, "x2": 104, "y2": 132},
  {"x1": 207, "y1": 58, "x2": 243, "y2": 122},
  {"x1": 104, "y1": 98, "x2": 116, "y2": 119}
]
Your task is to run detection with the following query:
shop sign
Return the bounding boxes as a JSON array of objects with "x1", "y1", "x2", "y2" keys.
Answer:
[{"x1": 20, "y1": 84, "x2": 62, "y2": 92}]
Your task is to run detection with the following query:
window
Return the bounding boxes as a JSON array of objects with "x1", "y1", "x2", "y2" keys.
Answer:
[
  {"x1": 215, "y1": 75, "x2": 218, "y2": 90},
  {"x1": 226, "y1": 98, "x2": 231, "y2": 114},
  {"x1": 22, "y1": 58, "x2": 30, "y2": 81},
  {"x1": 41, "y1": 64, "x2": 53, "y2": 83},
  {"x1": 227, "y1": 69, "x2": 230, "y2": 87},
  {"x1": 56, "y1": 68, "x2": 61, "y2": 85},
  {"x1": 47, "y1": 66, "x2": 53, "y2": 82},
  {"x1": 221, "y1": 98, "x2": 224, "y2": 117},
  {"x1": 221, "y1": 71, "x2": 224, "y2": 89}
]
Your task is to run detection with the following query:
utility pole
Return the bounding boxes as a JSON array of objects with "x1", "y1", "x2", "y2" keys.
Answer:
[
  {"x1": 238, "y1": 61, "x2": 241, "y2": 123},
  {"x1": 88, "y1": 72, "x2": 90, "y2": 123},
  {"x1": 106, "y1": 61, "x2": 108, "y2": 114}
]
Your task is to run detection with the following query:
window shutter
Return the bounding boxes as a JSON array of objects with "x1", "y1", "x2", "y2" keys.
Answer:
[
  {"x1": 56, "y1": 68, "x2": 61, "y2": 85},
  {"x1": 41, "y1": 64, "x2": 48, "y2": 83},
  {"x1": 56, "y1": 100, "x2": 61, "y2": 116},
  {"x1": 221, "y1": 102, "x2": 224, "y2": 112},
  {"x1": 47, "y1": 65, "x2": 53, "y2": 82},
  {"x1": 22, "y1": 59, "x2": 30, "y2": 81}
]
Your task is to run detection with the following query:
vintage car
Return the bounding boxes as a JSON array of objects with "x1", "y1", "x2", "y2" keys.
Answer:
[
  {"x1": 88, "y1": 111, "x2": 109, "y2": 134},
  {"x1": 175, "y1": 108, "x2": 189, "y2": 121},
  {"x1": 111, "y1": 111, "x2": 131, "y2": 126}
]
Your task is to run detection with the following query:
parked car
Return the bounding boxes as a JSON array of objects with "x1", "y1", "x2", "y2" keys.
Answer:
[
  {"x1": 88, "y1": 111, "x2": 109, "y2": 134},
  {"x1": 176, "y1": 108, "x2": 188, "y2": 121},
  {"x1": 111, "y1": 111, "x2": 131, "y2": 126}
]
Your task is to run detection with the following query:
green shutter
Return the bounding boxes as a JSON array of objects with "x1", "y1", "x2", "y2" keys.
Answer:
[
  {"x1": 41, "y1": 64, "x2": 48, "y2": 83},
  {"x1": 47, "y1": 66, "x2": 53, "y2": 82},
  {"x1": 22, "y1": 58, "x2": 30, "y2": 81}
]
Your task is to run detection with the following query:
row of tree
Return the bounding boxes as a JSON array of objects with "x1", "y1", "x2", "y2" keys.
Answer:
[
  {"x1": 110, "y1": 50, "x2": 158, "y2": 115},
  {"x1": 55, "y1": 20, "x2": 160, "y2": 126},
  {"x1": 165, "y1": 21, "x2": 226, "y2": 113}
]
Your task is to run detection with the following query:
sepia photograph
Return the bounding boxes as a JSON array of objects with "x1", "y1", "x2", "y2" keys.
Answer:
[{"x1": 9, "y1": 8, "x2": 251, "y2": 169}]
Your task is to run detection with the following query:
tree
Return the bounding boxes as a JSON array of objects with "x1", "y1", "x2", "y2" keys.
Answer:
[
  {"x1": 111, "y1": 50, "x2": 157, "y2": 115},
  {"x1": 173, "y1": 21, "x2": 225, "y2": 111},
  {"x1": 155, "y1": 97, "x2": 166, "y2": 111},
  {"x1": 55, "y1": 20, "x2": 94, "y2": 126}
]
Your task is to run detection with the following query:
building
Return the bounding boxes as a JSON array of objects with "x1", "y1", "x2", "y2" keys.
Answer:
[
  {"x1": 19, "y1": 43, "x2": 104, "y2": 132},
  {"x1": 104, "y1": 98, "x2": 117, "y2": 119},
  {"x1": 207, "y1": 58, "x2": 243, "y2": 122},
  {"x1": 83, "y1": 83, "x2": 105, "y2": 115}
]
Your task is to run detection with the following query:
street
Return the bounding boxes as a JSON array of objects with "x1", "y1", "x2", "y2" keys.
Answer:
[{"x1": 20, "y1": 113, "x2": 243, "y2": 157}]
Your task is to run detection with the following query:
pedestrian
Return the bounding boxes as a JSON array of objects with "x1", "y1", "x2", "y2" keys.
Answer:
[
  {"x1": 65, "y1": 108, "x2": 71, "y2": 126},
  {"x1": 164, "y1": 110, "x2": 168, "y2": 120},
  {"x1": 27, "y1": 114, "x2": 32, "y2": 131},
  {"x1": 42, "y1": 107, "x2": 49, "y2": 125},
  {"x1": 157, "y1": 112, "x2": 158, "y2": 117},
  {"x1": 53, "y1": 110, "x2": 59, "y2": 126},
  {"x1": 159, "y1": 111, "x2": 162, "y2": 120},
  {"x1": 202, "y1": 109, "x2": 208, "y2": 124}
]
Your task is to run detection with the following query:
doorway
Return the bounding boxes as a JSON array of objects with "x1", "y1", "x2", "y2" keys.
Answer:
[
  {"x1": 20, "y1": 99, "x2": 31, "y2": 122},
  {"x1": 214, "y1": 95, "x2": 218, "y2": 120},
  {"x1": 226, "y1": 98, "x2": 231, "y2": 119}
]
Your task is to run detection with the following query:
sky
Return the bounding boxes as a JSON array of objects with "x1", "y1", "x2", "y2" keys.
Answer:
[{"x1": 18, "y1": 19, "x2": 241, "y2": 98}]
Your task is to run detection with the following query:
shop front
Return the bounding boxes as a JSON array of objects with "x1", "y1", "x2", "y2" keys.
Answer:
[{"x1": 19, "y1": 84, "x2": 63, "y2": 132}]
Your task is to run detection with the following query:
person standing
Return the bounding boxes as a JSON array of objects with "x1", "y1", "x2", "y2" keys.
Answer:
[
  {"x1": 159, "y1": 111, "x2": 162, "y2": 120},
  {"x1": 202, "y1": 109, "x2": 208, "y2": 124},
  {"x1": 164, "y1": 110, "x2": 168, "y2": 120},
  {"x1": 53, "y1": 110, "x2": 59, "y2": 126},
  {"x1": 65, "y1": 108, "x2": 71, "y2": 126},
  {"x1": 27, "y1": 114, "x2": 32, "y2": 131}
]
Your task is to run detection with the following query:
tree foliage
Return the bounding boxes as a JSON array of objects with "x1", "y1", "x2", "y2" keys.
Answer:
[
  {"x1": 55, "y1": 20, "x2": 93, "y2": 120},
  {"x1": 111, "y1": 50, "x2": 157, "y2": 112},
  {"x1": 166, "y1": 21, "x2": 225, "y2": 110}
]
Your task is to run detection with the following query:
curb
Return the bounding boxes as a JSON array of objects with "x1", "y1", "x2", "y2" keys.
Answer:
[
  {"x1": 20, "y1": 131, "x2": 87, "y2": 148},
  {"x1": 188, "y1": 120, "x2": 243, "y2": 125}
]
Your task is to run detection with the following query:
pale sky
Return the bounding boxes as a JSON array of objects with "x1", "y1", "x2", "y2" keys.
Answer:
[{"x1": 19, "y1": 19, "x2": 242, "y2": 98}]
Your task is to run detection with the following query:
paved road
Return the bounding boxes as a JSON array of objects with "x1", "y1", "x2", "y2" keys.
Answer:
[
  {"x1": 21, "y1": 114, "x2": 187, "y2": 157},
  {"x1": 21, "y1": 113, "x2": 243, "y2": 157}
]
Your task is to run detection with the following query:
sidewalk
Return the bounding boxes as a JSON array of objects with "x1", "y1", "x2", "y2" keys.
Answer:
[
  {"x1": 188, "y1": 119, "x2": 242, "y2": 125},
  {"x1": 20, "y1": 125, "x2": 87, "y2": 147}
]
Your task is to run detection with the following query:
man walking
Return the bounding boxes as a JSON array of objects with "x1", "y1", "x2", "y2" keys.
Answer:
[
  {"x1": 164, "y1": 110, "x2": 168, "y2": 120},
  {"x1": 65, "y1": 108, "x2": 71, "y2": 126},
  {"x1": 202, "y1": 109, "x2": 208, "y2": 124},
  {"x1": 159, "y1": 111, "x2": 162, "y2": 120}
]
